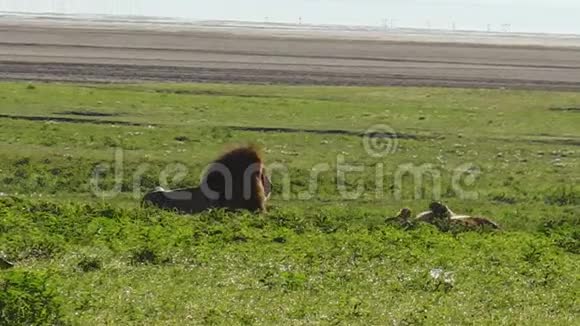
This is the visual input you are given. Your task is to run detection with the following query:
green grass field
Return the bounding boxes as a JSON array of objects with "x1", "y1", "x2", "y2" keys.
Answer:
[{"x1": 0, "y1": 82, "x2": 578, "y2": 324}]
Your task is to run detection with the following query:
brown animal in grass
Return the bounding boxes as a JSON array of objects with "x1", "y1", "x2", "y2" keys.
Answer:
[
  {"x1": 415, "y1": 202, "x2": 500, "y2": 230},
  {"x1": 415, "y1": 202, "x2": 452, "y2": 223},
  {"x1": 395, "y1": 207, "x2": 413, "y2": 221},
  {"x1": 385, "y1": 207, "x2": 414, "y2": 227},
  {"x1": 142, "y1": 145, "x2": 271, "y2": 214}
]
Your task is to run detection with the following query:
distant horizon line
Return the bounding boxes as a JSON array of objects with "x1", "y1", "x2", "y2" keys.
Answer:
[{"x1": 2, "y1": 11, "x2": 580, "y2": 38}]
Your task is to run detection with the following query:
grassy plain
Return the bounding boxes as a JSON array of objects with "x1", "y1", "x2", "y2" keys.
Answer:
[{"x1": 0, "y1": 82, "x2": 578, "y2": 324}]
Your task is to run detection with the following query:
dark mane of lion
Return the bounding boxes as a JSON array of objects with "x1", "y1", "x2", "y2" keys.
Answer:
[
  {"x1": 203, "y1": 145, "x2": 267, "y2": 212},
  {"x1": 142, "y1": 145, "x2": 268, "y2": 214}
]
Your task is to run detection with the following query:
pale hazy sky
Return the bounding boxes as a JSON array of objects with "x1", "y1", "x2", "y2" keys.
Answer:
[{"x1": 1, "y1": 0, "x2": 579, "y2": 34}]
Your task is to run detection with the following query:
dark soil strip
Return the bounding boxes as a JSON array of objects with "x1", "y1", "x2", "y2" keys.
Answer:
[
  {"x1": 3, "y1": 61, "x2": 580, "y2": 91},
  {"x1": 526, "y1": 138, "x2": 580, "y2": 146},
  {"x1": 227, "y1": 126, "x2": 423, "y2": 140},
  {"x1": 0, "y1": 113, "x2": 152, "y2": 126},
  {"x1": 489, "y1": 136, "x2": 580, "y2": 147},
  {"x1": 55, "y1": 110, "x2": 123, "y2": 117},
  {"x1": 79, "y1": 86, "x2": 340, "y2": 103},
  {"x1": 549, "y1": 107, "x2": 580, "y2": 112}
]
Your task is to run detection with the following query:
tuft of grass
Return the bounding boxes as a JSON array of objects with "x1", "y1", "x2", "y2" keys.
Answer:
[
  {"x1": 0, "y1": 270, "x2": 66, "y2": 325},
  {"x1": 544, "y1": 186, "x2": 580, "y2": 206},
  {"x1": 76, "y1": 256, "x2": 102, "y2": 273},
  {"x1": 130, "y1": 247, "x2": 161, "y2": 265}
]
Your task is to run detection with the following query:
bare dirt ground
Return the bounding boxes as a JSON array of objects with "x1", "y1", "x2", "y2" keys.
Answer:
[{"x1": 1, "y1": 16, "x2": 580, "y2": 90}]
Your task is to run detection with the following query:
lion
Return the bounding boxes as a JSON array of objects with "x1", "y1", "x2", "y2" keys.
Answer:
[
  {"x1": 142, "y1": 145, "x2": 271, "y2": 214},
  {"x1": 415, "y1": 202, "x2": 500, "y2": 230},
  {"x1": 385, "y1": 207, "x2": 414, "y2": 228},
  {"x1": 415, "y1": 202, "x2": 452, "y2": 223}
]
